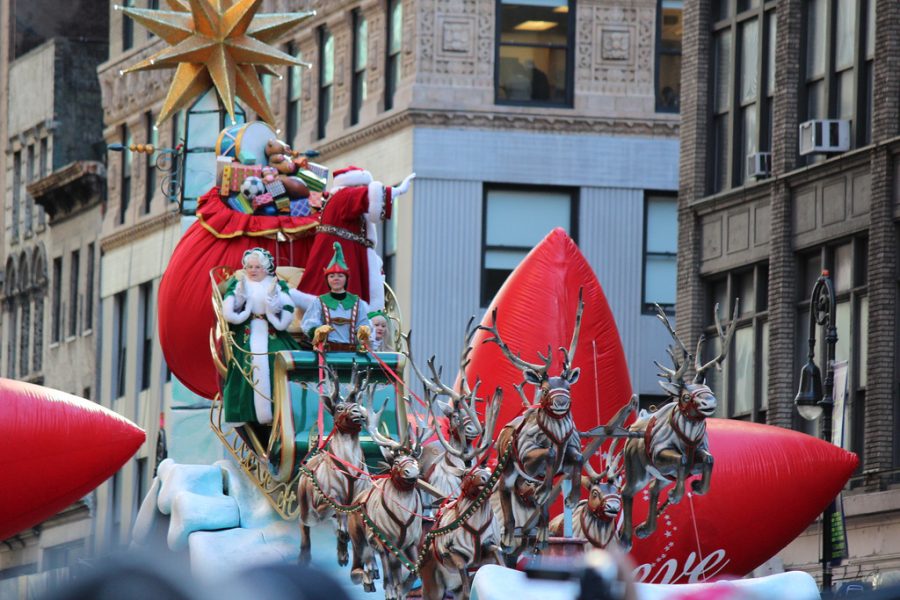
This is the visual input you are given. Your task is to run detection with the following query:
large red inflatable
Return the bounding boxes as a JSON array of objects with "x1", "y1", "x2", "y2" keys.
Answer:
[
  {"x1": 464, "y1": 228, "x2": 634, "y2": 431},
  {"x1": 465, "y1": 228, "x2": 858, "y2": 582},
  {"x1": 0, "y1": 379, "x2": 145, "y2": 540},
  {"x1": 158, "y1": 188, "x2": 317, "y2": 399}
]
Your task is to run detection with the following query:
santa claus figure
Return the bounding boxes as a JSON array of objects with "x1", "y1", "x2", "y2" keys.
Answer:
[{"x1": 297, "y1": 166, "x2": 415, "y2": 310}]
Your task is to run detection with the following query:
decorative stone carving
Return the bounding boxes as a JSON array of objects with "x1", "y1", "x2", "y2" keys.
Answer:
[
  {"x1": 441, "y1": 19, "x2": 473, "y2": 54},
  {"x1": 601, "y1": 28, "x2": 632, "y2": 61},
  {"x1": 577, "y1": 5, "x2": 655, "y2": 96}
]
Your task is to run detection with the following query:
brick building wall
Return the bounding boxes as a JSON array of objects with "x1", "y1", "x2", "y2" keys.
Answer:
[{"x1": 679, "y1": 0, "x2": 900, "y2": 585}]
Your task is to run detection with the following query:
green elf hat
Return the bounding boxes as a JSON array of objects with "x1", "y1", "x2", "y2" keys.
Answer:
[
  {"x1": 323, "y1": 241, "x2": 351, "y2": 277},
  {"x1": 367, "y1": 310, "x2": 387, "y2": 321}
]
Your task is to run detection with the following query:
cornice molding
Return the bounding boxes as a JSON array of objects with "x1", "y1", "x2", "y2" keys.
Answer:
[
  {"x1": 315, "y1": 107, "x2": 680, "y2": 158},
  {"x1": 101, "y1": 210, "x2": 179, "y2": 252}
]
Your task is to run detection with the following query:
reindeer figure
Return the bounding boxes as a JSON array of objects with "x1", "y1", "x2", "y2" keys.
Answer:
[
  {"x1": 404, "y1": 323, "x2": 502, "y2": 505},
  {"x1": 549, "y1": 438, "x2": 625, "y2": 549},
  {"x1": 620, "y1": 302, "x2": 738, "y2": 551},
  {"x1": 297, "y1": 360, "x2": 372, "y2": 565},
  {"x1": 479, "y1": 292, "x2": 585, "y2": 554},
  {"x1": 420, "y1": 466, "x2": 503, "y2": 600},
  {"x1": 348, "y1": 394, "x2": 431, "y2": 600}
]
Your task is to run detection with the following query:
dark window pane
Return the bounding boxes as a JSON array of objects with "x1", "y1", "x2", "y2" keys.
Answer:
[
  {"x1": 657, "y1": 53, "x2": 681, "y2": 111},
  {"x1": 714, "y1": 0, "x2": 733, "y2": 21},
  {"x1": 740, "y1": 105, "x2": 757, "y2": 182},
  {"x1": 835, "y1": 0, "x2": 857, "y2": 71},
  {"x1": 713, "y1": 114, "x2": 729, "y2": 192},
  {"x1": 733, "y1": 326, "x2": 754, "y2": 415},
  {"x1": 660, "y1": 2, "x2": 683, "y2": 52},
  {"x1": 807, "y1": 79, "x2": 825, "y2": 120},
  {"x1": 498, "y1": 45, "x2": 568, "y2": 103}
]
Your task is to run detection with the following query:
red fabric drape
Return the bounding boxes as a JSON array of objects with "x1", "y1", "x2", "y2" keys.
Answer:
[{"x1": 158, "y1": 188, "x2": 317, "y2": 399}]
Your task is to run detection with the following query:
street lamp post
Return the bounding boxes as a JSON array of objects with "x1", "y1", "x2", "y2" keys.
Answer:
[{"x1": 794, "y1": 270, "x2": 838, "y2": 594}]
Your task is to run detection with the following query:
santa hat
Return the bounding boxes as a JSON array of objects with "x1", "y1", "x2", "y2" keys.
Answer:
[
  {"x1": 332, "y1": 165, "x2": 373, "y2": 188},
  {"x1": 323, "y1": 242, "x2": 351, "y2": 277}
]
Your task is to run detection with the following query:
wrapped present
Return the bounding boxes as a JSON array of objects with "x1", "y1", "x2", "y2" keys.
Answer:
[
  {"x1": 216, "y1": 157, "x2": 235, "y2": 195},
  {"x1": 228, "y1": 192, "x2": 254, "y2": 214},
  {"x1": 274, "y1": 197, "x2": 291, "y2": 213},
  {"x1": 251, "y1": 192, "x2": 274, "y2": 210},
  {"x1": 290, "y1": 198, "x2": 311, "y2": 217},
  {"x1": 296, "y1": 163, "x2": 328, "y2": 193},
  {"x1": 265, "y1": 179, "x2": 287, "y2": 198},
  {"x1": 228, "y1": 164, "x2": 265, "y2": 192}
]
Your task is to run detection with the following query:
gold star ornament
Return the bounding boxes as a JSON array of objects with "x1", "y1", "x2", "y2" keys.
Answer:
[{"x1": 117, "y1": 0, "x2": 313, "y2": 126}]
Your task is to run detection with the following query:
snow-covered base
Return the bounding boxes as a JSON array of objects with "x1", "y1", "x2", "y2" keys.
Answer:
[
  {"x1": 131, "y1": 457, "x2": 384, "y2": 598},
  {"x1": 471, "y1": 564, "x2": 820, "y2": 600},
  {"x1": 133, "y1": 458, "x2": 817, "y2": 600}
]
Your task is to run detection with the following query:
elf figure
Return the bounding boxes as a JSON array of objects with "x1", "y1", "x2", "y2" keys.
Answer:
[
  {"x1": 297, "y1": 166, "x2": 415, "y2": 311},
  {"x1": 301, "y1": 242, "x2": 372, "y2": 352}
]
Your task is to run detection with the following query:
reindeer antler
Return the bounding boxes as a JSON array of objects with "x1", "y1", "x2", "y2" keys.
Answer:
[
  {"x1": 560, "y1": 288, "x2": 585, "y2": 376},
  {"x1": 479, "y1": 309, "x2": 553, "y2": 376},
  {"x1": 653, "y1": 303, "x2": 691, "y2": 385},
  {"x1": 694, "y1": 300, "x2": 740, "y2": 383},
  {"x1": 363, "y1": 384, "x2": 403, "y2": 453}
]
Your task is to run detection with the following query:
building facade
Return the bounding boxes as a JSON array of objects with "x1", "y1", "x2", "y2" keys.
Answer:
[
  {"x1": 0, "y1": 0, "x2": 108, "y2": 593},
  {"x1": 678, "y1": 0, "x2": 899, "y2": 587}
]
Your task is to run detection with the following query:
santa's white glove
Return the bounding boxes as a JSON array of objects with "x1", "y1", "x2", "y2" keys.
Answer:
[
  {"x1": 392, "y1": 173, "x2": 416, "y2": 197},
  {"x1": 232, "y1": 278, "x2": 247, "y2": 308}
]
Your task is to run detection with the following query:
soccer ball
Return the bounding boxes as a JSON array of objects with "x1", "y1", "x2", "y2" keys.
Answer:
[{"x1": 240, "y1": 176, "x2": 266, "y2": 200}]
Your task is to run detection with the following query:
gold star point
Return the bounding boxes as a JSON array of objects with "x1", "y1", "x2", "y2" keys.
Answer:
[{"x1": 121, "y1": 0, "x2": 314, "y2": 127}]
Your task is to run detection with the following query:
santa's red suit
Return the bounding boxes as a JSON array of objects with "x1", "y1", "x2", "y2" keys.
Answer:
[{"x1": 298, "y1": 167, "x2": 393, "y2": 307}]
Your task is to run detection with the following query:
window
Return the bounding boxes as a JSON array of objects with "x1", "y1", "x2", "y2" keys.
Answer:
[
  {"x1": 40, "y1": 137, "x2": 48, "y2": 177},
  {"x1": 19, "y1": 260, "x2": 29, "y2": 377},
  {"x1": 119, "y1": 124, "x2": 132, "y2": 224},
  {"x1": 317, "y1": 27, "x2": 334, "y2": 139},
  {"x1": 261, "y1": 73, "x2": 273, "y2": 106},
  {"x1": 139, "y1": 282, "x2": 153, "y2": 392},
  {"x1": 114, "y1": 291, "x2": 128, "y2": 399},
  {"x1": 7, "y1": 297, "x2": 17, "y2": 377},
  {"x1": 12, "y1": 151, "x2": 20, "y2": 241},
  {"x1": 797, "y1": 239, "x2": 867, "y2": 466},
  {"x1": 43, "y1": 541, "x2": 85, "y2": 571},
  {"x1": 25, "y1": 144, "x2": 34, "y2": 235},
  {"x1": 351, "y1": 10, "x2": 368, "y2": 125},
  {"x1": 69, "y1": 250, "x2": 80, "y2": 337},
  {"x1": 286, "y1": 43, "x2": 302, "y2": 146},
  {"x1": 385, "y1": 0, "x2": 402, "y2": 110},
  {"x1": 710, "y1": 0, "x2": 776, "y2": 192},
  {"x1": 496, "y1": 0, "x2": 574, "y2": 106},
  {"x1": 481, "y1": 186, "x2": 577, "y2": 306},
  {"x1": 33, "y1": 254, "x2": 45, "y2": 372},
  {"x1": 51, "y1": 257, "x2": 62, "y2": 343},
  {"x1": 135, "y1": 457, "x2": 148, "y2": 518},
  {"x1": 643, "y1": 194, "x2": 678, "y2": 310},
  {"x1": 85, "y1": 243, "x2": 95, "y2": 331},
  {"x1": 657, "y1": 0, "x2": 683, "y2": 112},
  {"x1": 144, "y1": 112, "x2": 158, "y2": 214},
  {"x1": 803, "y1": 0, "x2": 874, "y2": 151},
  {"x1": 703, "y1": 264, "x2": 769, "y2": 423},
  {"x1": 122, "y1": 0, "x2": 134, "y2": 50}
]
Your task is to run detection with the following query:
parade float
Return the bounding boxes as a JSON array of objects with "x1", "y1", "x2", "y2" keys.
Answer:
[{"x1": 0, "y1": 1, "x2": 860, "y2": 599}]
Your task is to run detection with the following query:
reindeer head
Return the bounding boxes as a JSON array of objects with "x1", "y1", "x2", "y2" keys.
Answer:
[
  {"x1": 653, "y1": 302, "x2": 739, "y2": 420},
  {"x1": 320, "y1": 359, "x2": 370, "y2": 434},
  {"x1": 458, "y1": 466, "x2": 492, "y2": 501},
  {"x1": 364, "y1": 387, "x2": 432, "y2": 487},
  {"x1": 481, "y1": 289, "x2": 584, "y2": 418},
  {"x1": 582, "y1": 440, "x2": 624, "y2": 522},
  {"x1": 389, "y1": 453, "x2": 421, "y2": 491}
]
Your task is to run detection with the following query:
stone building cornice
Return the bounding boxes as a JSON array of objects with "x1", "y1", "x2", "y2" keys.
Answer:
[
  {"x1": 101, "y1": 210, "x2": 179, "y2": 252},
  {"x1": 316, "y1": 107, "x2": 680, "y2": 157}
]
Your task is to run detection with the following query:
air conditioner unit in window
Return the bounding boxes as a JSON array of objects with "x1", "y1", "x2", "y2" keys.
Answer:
[
  {"x1": 799, "y1": 119, "x2": 850, "y2": 155},
  {"x1": 747, "y1": 152, "x2": 772, "y2": 178}
]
